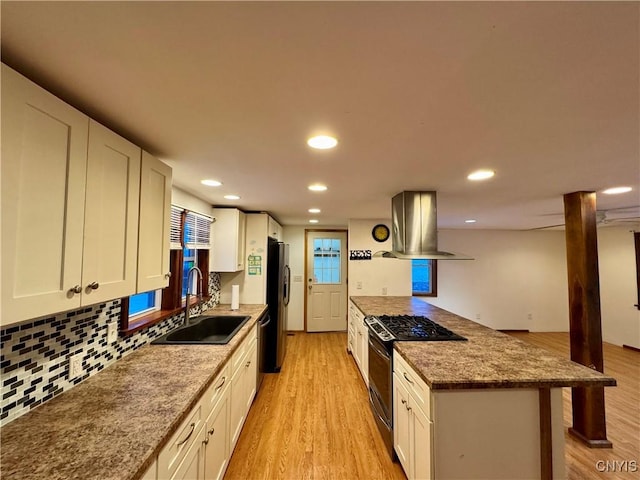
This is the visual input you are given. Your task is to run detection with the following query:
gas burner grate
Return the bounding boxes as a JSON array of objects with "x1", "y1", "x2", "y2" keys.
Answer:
[{"x1": 376, "y1": 315, "x2": 467, "y2": 341}]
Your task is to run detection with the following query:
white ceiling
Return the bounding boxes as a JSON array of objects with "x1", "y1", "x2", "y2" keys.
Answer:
[{"x1": 2, "y1": 1, "x2": 639, "y2": 229}]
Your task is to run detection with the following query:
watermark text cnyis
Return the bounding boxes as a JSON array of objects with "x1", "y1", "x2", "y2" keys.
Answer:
[{"x1": 595, "y1": 460, "x2": 638, "y2": 473}]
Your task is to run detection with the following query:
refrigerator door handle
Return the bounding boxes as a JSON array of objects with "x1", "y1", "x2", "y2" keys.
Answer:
[{"x1": 283, "y1": 265, "x2": 291, "y2": 306}]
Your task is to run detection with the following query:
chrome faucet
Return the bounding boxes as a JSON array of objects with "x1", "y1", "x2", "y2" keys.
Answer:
[{"x1": 185, "y1": 266, "x2": 204, "y2": 325}]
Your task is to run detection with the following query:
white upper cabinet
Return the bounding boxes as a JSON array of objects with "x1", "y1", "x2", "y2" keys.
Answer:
[
  {"x1": 1, "y1": 65, "x2": 143, "y2": 326},
  {"x1": 1, "y1": 64, "x2": 89, "y2": 324},
  {"x1": 267, "y1": 216, "x2": 282, "y2": 241},
  {"x1": 137, "y1": 152, "x2": 172, "y2": 292},
  {"x1": 83, "y1": 120, "x2": 141, "y2": 304},
  {"x1": 210, "y1": 208, "x2": 246, "y2": 272}
]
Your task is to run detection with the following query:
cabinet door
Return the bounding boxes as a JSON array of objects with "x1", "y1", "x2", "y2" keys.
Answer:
[
  {"x1": 204, "y1": 394, "x2": 230, "y2": 480},
  {"x1": 138, "y1": 152, "x2": 172, "y2": 292},
  {"x1": 412, "y1": 405, "x2": 433, "y2": 480},
  {"x1": 229, "y1": 358, "x2": 247, "y2": 450},
  {"x1": 171, "y1": 426, "x2": 206, "y2": 480},
  {"x1": 210, "y1": 208, "x2": 246, "y2": 272},
  {"x1": 245, "y1": 340, "x2": 258, "y2": 410},
  {"x1": 1, "y1": 65, "x2": 89, "y2": 325},
  {"x1": 82, "y1": 120, "x2": 141, "y2": 304},
  {"x1": 393, "y1": 373, "x2": 412, "y2": 476}
]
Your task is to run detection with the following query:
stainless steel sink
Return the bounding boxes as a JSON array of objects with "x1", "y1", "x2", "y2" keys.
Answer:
[{"x1": 152, "y1": 315, "x2": 251, "y2": 345}]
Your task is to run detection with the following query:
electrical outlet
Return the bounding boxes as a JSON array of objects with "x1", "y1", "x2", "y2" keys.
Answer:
[
  {"x1": 382, "y1": 287, "x2": 388, "y2": 295},
  {"x1": 69, "y1": 353, "x2": 83, "y2": 379},
  {"x1": 107, "y1": 322, "x2": 118, "y2": 344},
  {"x1": 356, "y1": 281, "x2": 363, "y2": 290},
  {"x1": 475, "y1": 313, "x2": 481, "y2": 320},
  {"x1": 527, "y1": 313, "x2": 533, "y2": 321}
]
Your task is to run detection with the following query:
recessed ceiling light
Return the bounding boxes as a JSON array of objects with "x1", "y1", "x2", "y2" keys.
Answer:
[
  {"x1": 465, "y1": 219, "x2": 477, "y2": 223},
  {"x1": 308, "y1": 184, "x2": 328, "y2": 192},
  {"x1": 309, "y1": 219, "x2": 319, "y2": 224},
  {"x1": 224, "y1": 194, "x2": 241, "y2": 200},
  {"x1": 602, "y1": 186, "x2": 632, "y2": 195},
  {"x1": 307, "y1": 135, "x2": 338, "y2": 150},
  {"x1": 201, "y1": 179, "x2": 222, "y2": 187},
  {"x1": 308, "y1": 208, "x2": 321, "y2": 214},
  {"x1": 467, "y1": 170, "x2": 495, "y2": 181}
]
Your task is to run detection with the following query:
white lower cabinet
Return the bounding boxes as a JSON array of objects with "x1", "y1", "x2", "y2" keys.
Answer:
[
  {"x1": 393, "y1": 350, "x2": 567, "y2": 480},
  {"x1": 349, "y1": 300, "x2": 368, "y2": 385},
  {"x1": 230, "y1": 326, "x2": 258, "y2": 450},
  {"x1": 155, "y1": 324, "x2": 258, "y2": 480},
  {"x1": 393, "y1": 370, "x2": 433, "y2": 480}
]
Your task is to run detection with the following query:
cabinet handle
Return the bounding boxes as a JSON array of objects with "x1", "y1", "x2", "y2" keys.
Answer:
[
  {"x1": 176, "y1": 422, "x2": 196, "y2": 446},
  {"x1": 401, "y1": 399, "x2": 407, "y2": 405},
  {"x1": 403, "y1": 372, "x2": 414, "y2": 385},
  {"x1": 245, "y1": 360, "x2": 251, "y2": 368},
  {"x1": 69, "y1": 285, "x2": 82, "y2": 295},
  {"x1": 216, "y1": 376, "x2": 226, "y2": 390},
  {"x1": 88, "y1": 282, "x2": 100, "y2": 290},
  {"x1": 164, "y1": 272, "x2": 171, "y2": 279},
  {"x1": 208, "y1": 428, "x2": 215, "y2": 435},
  {"x1": 203, "y1": 437, "x2": 209, "y2": 446}
]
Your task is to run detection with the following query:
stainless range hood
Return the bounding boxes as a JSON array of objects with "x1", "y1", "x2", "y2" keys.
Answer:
[{"x1": 376, "y1": 191, "x2": 473, "y2": 260}]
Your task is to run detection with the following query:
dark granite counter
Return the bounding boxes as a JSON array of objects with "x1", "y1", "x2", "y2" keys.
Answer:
[
  {"x1": 350, "y1": 296, "x2": 616, "y2": 390},
  {"x1": 0, "y1": 304, "x2": 267, "y2": 480}
]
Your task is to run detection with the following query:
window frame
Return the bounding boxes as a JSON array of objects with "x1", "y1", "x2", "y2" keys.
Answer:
[
  {"x1": 411, "y1": 259, "x2": 438, "y2": 297},
  {"x1": 119, "y1": 208, "x2": 211, "y2": 335}
]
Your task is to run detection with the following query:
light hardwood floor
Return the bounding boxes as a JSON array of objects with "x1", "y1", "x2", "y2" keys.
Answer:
[
  {"x1": 226, "y1": 332, "x2": 639, "y2": 479},
  {"x1": 225, "y1": 332, "x2": 405, "y2": 480}
]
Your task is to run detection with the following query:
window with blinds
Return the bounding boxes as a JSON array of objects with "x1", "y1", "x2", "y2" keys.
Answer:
[
  {"x1": 184, "y1": 211, "x2": 212, "y2": 249},
  {"x1": 170, "y1": 205, "x2": 212, "y2": 250}
]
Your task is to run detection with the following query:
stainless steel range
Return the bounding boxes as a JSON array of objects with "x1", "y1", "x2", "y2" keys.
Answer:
[{"x1": 365, "y1": 314, "x2": 467, "y2": 458}]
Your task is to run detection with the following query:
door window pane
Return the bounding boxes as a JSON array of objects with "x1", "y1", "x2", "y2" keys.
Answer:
[{"x1": 313, "y1": 238, "x2": 341, "y2": 284}]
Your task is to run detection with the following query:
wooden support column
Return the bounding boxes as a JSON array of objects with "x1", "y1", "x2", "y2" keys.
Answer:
[{"x1": 563, "y1": 191, "x2": 612, "y2": 448}]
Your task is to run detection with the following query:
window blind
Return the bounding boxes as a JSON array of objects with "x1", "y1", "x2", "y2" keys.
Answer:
[
  {"x1": 184, "y1": 211, "x2": 212, "y2": 249},
  {"x1": 170, "y1": 205, "x2": 183, "y2": 250}
]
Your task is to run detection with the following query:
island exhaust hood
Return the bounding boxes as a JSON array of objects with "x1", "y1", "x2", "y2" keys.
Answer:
[{"x1": 375, "y1": 191, "x2": 473, "y2": 260}]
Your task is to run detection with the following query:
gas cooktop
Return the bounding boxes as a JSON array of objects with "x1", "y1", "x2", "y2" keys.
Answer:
[{"x1": 366, "y1": 314, "x2": 467, "y2": 342}]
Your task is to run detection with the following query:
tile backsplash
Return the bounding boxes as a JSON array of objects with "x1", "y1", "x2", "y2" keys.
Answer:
[{"x1": 0, "y1": 273, "x2": 221, "y2": 426}]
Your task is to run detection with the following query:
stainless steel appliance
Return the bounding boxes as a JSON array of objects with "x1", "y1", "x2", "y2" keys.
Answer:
[
  {"x1": 265, "y1": 238, "x2": 290, "y2": 372},
  {"x1": 365, "y1": 314, "x2": 467, "y2": 458},
  {"x1": 256, "y1": 311, "x2": 271, "y2": 391}
]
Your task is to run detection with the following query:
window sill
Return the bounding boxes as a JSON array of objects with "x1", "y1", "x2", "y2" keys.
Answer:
[{"x1": 121, "y1": 296, "x2": 211, "y2": 336}]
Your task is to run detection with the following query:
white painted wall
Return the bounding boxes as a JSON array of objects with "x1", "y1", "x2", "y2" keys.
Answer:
[
  {"x1": 171, "y1": 186, "x2": 213, "y2": 217},
  {"x1": 597, "y1": 227, "x2": 640, "y2": 349},
  {"x1": 424, "y1": 230, "x2": 570, "y2": 332},
  {"x1": 348, "y1": 219, "x2": 412, "y2": 297},
  {"x1": 282, "y1": 226, "x2": 306, "y2": 331}
]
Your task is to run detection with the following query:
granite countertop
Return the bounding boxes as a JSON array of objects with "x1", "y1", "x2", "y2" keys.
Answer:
[
  {"x1": 350, "y1": 296, "x2": 616, "y2": 391},
  {"x1": 0, "y1": 304, "x2": 267, "y2": 480}
]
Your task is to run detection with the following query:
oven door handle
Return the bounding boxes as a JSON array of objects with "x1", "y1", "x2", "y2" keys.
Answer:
[{"x1": 368, "y1": 335, "x2": 391, "y2": 360}]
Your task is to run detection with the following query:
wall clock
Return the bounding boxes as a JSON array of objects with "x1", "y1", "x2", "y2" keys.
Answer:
[{"x1": 372, "y1": 224, "x2": 390, "y2": 242}]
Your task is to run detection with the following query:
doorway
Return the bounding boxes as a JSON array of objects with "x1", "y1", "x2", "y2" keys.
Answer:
[{"x1": 305, "y1": 230, "x2": 348, "y2": 332}]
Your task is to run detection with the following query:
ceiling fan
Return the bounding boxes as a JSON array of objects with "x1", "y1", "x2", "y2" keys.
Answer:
[{"x1": 530, "y1": 205, "x2": 640, "y2": 231}]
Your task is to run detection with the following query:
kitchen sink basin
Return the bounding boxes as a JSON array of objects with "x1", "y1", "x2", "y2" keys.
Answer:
[{"x1": 152, "y1": 315, "x2": 251, "y2": 345}]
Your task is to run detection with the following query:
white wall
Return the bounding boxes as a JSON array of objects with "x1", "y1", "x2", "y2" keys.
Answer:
[
  {"x1": 348, "y1": 219, "x2": 412, "y2": 297},
  {"x1": 282, "y1": 226, "x2": 306, "y2": 331},
  {"x1": 171, "y1": 186, "x2": 212, "y2": 217},
  {"x1": 597, "y1": 227, "x2": 640, "y2": 349},
  {"x1": 425, "y1": 230, "x2": 570, "y2": 332}
]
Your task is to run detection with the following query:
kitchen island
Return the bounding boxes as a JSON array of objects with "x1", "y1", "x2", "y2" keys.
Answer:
[
  {"x1": 0, "y1": 304, "x2": 267, "y2": 480},
  {"x1": 350, "y1": 296, "x2": 616, "y2": 480}
]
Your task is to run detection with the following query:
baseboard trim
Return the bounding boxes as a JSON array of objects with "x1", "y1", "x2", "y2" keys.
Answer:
[{"x1": 622, "y1": 344, "x2": 640, "y2": 353}]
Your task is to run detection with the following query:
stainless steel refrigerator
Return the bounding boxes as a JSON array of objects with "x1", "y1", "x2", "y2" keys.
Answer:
[{"x1": 265, "y1": 238, "x2": 290, "y2": 372}]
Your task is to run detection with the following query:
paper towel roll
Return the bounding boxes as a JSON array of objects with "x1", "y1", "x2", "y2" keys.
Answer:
[{"x1": 231, "y1": 285, "x2": 240, "y2": 310}]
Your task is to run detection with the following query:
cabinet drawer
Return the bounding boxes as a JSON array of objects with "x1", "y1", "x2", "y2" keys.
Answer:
[
  {"x1": 231, "y1": 323, "x2": 257, "y2": 374},
  {"x1": 158, "y1": 400, "x2": 203, "y2": 479},
  {"x1": 393, "y1": 351, "x2": 431, "y2": 419},
  {"x1": 202, "y1": 363, "x2": 230, "y2": 419}
]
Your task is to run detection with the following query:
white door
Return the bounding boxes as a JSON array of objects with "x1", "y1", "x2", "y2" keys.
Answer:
[{"x1": 305, "y1": 231, "x2": 348, "y2": 332}]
